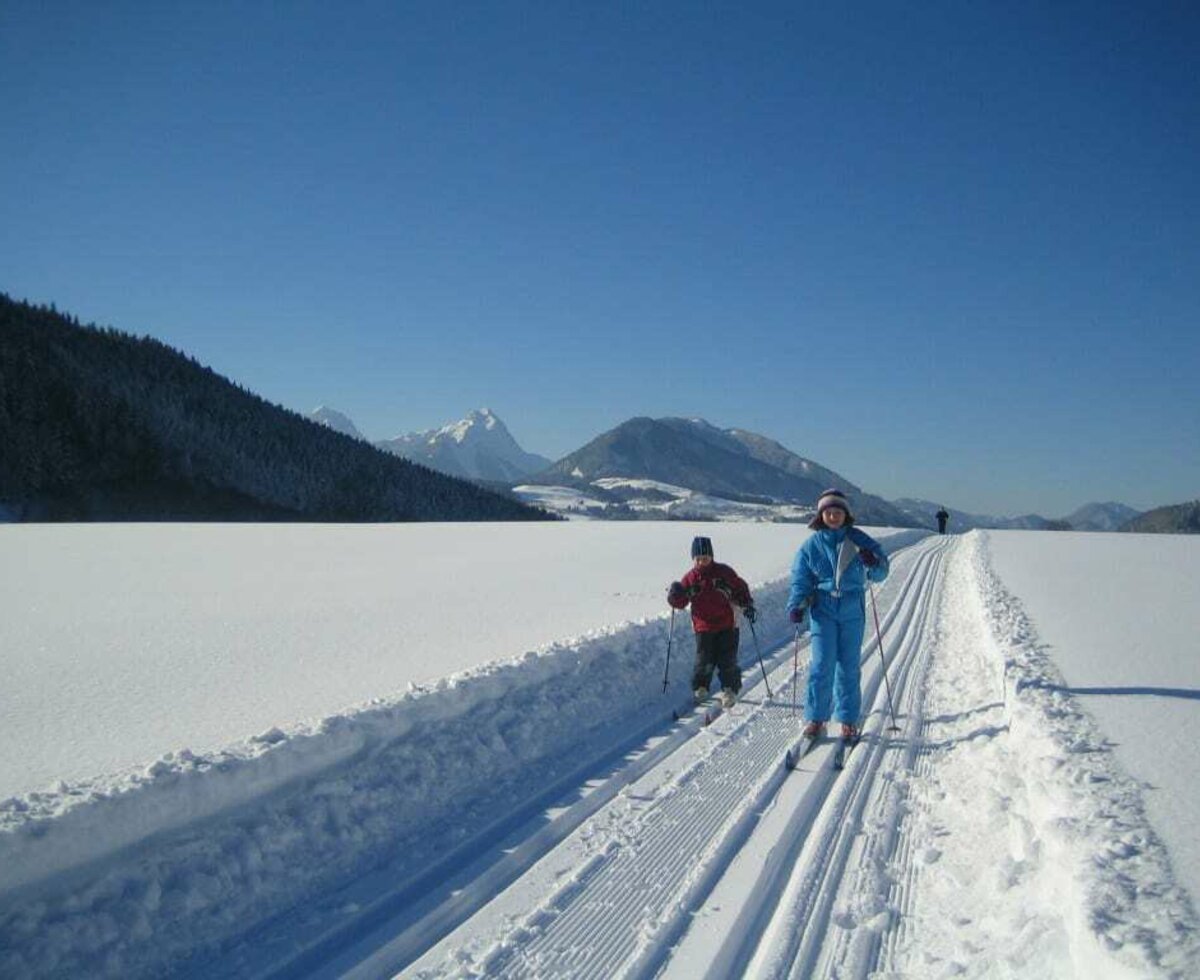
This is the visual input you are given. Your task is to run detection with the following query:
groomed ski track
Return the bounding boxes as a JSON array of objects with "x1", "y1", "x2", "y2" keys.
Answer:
[{"x1": 319, "y1": 535, "x2": 953, "y2": 979}]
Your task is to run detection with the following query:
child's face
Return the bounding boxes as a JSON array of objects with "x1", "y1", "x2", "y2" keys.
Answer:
[
  {"x1": 694, "y1": 555, "x2": 713, "y2": 569},
  {"x1": 822, "y1": 507, "x2": 847, "y2": 528}
]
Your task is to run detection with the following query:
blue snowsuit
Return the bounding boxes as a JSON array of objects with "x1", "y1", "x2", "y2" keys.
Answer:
[{"x1": 786, "y1": 526, "x2": 890, "y2": 725}]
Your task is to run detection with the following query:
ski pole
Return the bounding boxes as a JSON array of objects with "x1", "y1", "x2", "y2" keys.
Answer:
[
  {"x1": 867, "y1": 580, "x2": 900, "y2": 732},
  {"x1": 746, "y1": 619, "x2": 772, "y2": 699},
  {"x1": 792, "y1": 627, "x2": 800, "y2": 716},
  {"x1": 662, "y1": 608, "x2": 676, "y2": 694}
]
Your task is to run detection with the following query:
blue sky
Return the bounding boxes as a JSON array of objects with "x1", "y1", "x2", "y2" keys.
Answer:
[{"x1": 2, "y1": 2, "x2": 1198, "y2": 516}]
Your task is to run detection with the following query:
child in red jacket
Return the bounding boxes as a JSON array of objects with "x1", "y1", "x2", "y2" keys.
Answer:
[{"x1": 667, "y1": 536, "x2": 756, "y2": 708}]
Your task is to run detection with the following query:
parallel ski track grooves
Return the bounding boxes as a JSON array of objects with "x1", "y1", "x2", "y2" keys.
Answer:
[
  {"x1": 806, "y1": 543, "x2": 948, "y2": 978},
  {"x1": 701, "y1": 537, "x2": 948, "y2": 980},
  {"x1": 876, "y1": 712, "x2": 937, "y2": 972},
  {"x1": 469, "y1": 538, "x2": 948, "y2": 980}
]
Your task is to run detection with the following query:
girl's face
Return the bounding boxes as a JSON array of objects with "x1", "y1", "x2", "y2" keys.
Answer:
[{"x1": 822, "y1": 507, "x2": 847, "y2": 528}]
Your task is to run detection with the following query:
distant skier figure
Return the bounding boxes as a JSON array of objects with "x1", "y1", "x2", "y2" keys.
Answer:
[
  {"x1": 936, "y1": 507, "x2": 949, "y2": 535},
  {"x1": 667, "y1": 536, "x2": 755, "y2": 709},
  {"x1": 786, "y1": 490, "x2": 890, "y2": 741}
]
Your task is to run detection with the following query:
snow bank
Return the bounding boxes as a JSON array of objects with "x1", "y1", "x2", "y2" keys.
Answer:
[{"x1": 971, "y1": 532, "x2": 1200, "y2": 976}]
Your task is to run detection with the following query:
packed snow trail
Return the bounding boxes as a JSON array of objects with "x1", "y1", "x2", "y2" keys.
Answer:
[
  {"x1": 336, "y1": 537, "x2": 950, "y2": 978},
  {"x1": 662, "y1": 536, "x2": 948, "y2": 980}
]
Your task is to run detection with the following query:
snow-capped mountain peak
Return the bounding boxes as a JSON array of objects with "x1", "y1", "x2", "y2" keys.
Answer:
[
  {"x1": 308, "y1": 406, "x2": 364, "y2": 441},
  {"x1": 378, "y1": 409, "x2": 552, "y2": 483},
  {"x1": 438, "y1": 408, "x2": 501, "y2": 445}
]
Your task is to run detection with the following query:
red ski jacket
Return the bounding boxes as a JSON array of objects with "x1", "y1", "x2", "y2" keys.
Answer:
[{"x1": 668, "y1": 561, "x2": 752, "y2": 632}]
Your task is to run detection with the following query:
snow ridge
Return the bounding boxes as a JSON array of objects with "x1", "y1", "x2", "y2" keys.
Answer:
[{"x1": 972, "y1": 532, "x2": 1200, "y2": 976}]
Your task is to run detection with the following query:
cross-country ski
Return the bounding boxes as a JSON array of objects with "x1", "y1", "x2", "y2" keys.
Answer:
[{"x1": 831, "y1": 730, "x2": 860, "y2": 771}]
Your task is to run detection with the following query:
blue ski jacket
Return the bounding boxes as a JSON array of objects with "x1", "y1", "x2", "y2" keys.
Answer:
[{"x1": 786, "y1": 526, "x2": 889, "y2": 615}]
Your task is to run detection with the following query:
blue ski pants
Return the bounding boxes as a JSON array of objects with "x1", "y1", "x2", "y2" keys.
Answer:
[{"x1": 806, "y1": 592, "x2": 866, "y2": 725}]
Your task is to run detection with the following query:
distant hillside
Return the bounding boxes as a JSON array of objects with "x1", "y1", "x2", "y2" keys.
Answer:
[
  {"x1": 378, "y1": 408, "x2": 551, "y2": 482},
  {"x1": 1062, "y1": 501, "x2": 1142, "y2": 532},
  {"x1": 530, "y1": 416, "x2": 915, "y2": 526},
  {"x1": 1121, "y1": 500, "x2": 1200, "y2": 534},
  {"x1": 0, "y1": 295, "x2": 548, "y2": 523}
]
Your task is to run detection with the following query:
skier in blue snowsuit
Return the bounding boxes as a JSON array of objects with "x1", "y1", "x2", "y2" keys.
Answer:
[{"x1": 785, "y1": 489, "x2": 889, "y2": 740}]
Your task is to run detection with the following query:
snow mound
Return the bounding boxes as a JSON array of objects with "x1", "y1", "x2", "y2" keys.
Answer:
[{"x1": 972, "y1": 533, "x2": 1200, "y2": 976}]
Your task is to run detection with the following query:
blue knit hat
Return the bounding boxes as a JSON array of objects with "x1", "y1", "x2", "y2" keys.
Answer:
[{"x1": 691, "y1": 536, "x2": 714, "y2": 558}]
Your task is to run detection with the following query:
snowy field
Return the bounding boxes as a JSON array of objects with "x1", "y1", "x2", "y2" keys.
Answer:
[
  {"x1": 0, "y1": 521, "x2": 819, "y2": 798},
  {"x1": 1, "y1": 523, "x2": 1197, "y2": 978}
]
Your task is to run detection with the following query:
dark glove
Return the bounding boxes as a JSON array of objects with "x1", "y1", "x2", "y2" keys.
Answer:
[
  {"x1": 667, "y1": 581, "x2": 687, "y2": 607},
  {"x1": 788, "y1": 606, "x2": 807, "y2": 625},
  {"x1": 860, "y1": 549, "x2": 879, "y2": 568},
  {"x1": 742, "y1": 603, "x2": 757, "y2": 623}
]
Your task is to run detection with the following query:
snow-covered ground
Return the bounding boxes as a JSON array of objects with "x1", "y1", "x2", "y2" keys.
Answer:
[
  {"x1": 513, "y1": 480, "x2": 812, "y2": 522},
  {"x1": 1, "y1": 523, "x2": 1197, "y2": 978},
  {"x1": 0, "y1": 521, "x2": 809, "y2": 798}
]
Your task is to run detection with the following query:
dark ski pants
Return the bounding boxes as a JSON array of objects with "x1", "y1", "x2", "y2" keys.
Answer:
[{"x1": 692, "y1": 628, "x2": 742, "y2": 694}]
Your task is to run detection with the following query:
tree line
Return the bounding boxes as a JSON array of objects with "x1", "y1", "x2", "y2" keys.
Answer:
[{"x1": 0, "y1": 294, "x2": 550, "y2": 523}]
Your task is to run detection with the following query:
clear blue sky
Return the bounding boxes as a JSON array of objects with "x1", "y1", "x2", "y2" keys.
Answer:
[{"x1": 3, "y1": 2, "x2": 1198, "y2": 516}]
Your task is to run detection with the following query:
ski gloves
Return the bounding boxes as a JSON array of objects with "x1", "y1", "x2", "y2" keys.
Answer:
[
  {"x1": 859, "y1": 549, "x2": 880, "y2": 568},
  {"x1": 743, "y1": 603, "x2": 757, "y2": 623},
  {"x1": 668, "y1": 581, "x2": 700, "y2": 599},
  {"x1": 668, "y1": 581, "x2": 700, "y2": 606}
]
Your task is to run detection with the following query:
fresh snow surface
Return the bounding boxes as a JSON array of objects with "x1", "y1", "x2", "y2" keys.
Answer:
[
  {"x1": 0, "y1": 525, "x2": 1197, "y2": 979},
  {"x1": 0, "y1": 521, "x2": 808, "y2": 799},
  {"x1": 986, "y1": 532, "x2": 1200, "y2": 905}
]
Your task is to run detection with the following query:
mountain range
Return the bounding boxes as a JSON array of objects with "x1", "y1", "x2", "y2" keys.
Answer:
[
  {"x1": 319, "y1": 406, "x2": 1174, "y2": 532},
  {"x1": 2, "y1": 293, "x2": 1180, "y2": 530}
]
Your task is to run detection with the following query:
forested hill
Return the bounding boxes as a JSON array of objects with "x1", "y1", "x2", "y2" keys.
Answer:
[
  {"x1": 0, "y1": 295, "x2": 549, "y2": 522},
  {"x1": 1121, "y1": 500, "x2": 1200, "y2": 534}
]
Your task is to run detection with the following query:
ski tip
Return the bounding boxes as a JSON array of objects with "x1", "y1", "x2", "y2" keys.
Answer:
[{"x1": 784, "y1": 750, "x2": 795, "y2": 771}]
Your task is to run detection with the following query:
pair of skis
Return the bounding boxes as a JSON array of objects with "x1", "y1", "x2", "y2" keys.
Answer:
[
  {"x1": 783, "y1": 727, "x2": 861, "y2": 771},
  {"x1": 671, "y1": 692, "x2": 732, "y2": 727}
]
